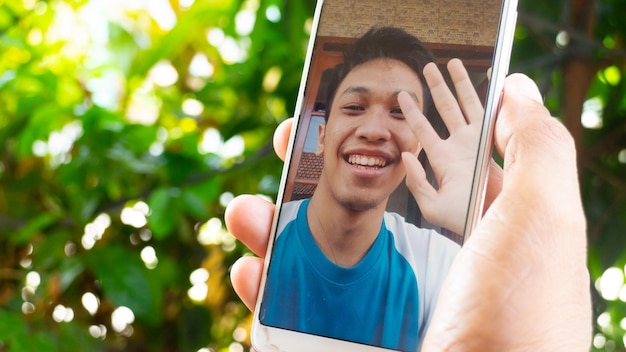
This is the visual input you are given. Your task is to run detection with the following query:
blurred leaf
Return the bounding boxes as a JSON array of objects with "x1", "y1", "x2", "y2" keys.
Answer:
[
  {"x1": 13, "y1": 212, "x2": 63, "y2": 244},
  {"x1": 86, "y1": 245, "x2": 160, "y2": 324},
  {"x1": 148, "y1": 187, "x2": 182, "y2": 239},
  {"x1": 182, "y1": 189, "x2": 210, "y2": 220}
]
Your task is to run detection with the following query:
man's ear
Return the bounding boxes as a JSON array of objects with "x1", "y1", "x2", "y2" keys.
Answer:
[{"x1": 316, "y1": 123, "x2": 325, "y2": 156}]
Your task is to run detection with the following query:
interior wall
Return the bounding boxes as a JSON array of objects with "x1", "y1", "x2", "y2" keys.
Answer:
[{"x1": 317, "y1": 0, "x2": 502, "y2": 46}]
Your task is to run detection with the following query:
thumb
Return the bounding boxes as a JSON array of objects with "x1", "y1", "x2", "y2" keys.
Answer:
[{"x1": 494, "y1": 73, "x2": 584, "y2": 238}]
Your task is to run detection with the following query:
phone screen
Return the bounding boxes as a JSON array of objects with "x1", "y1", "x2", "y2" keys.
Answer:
[{"x1": 255, "y1": 0, "x2": 516, "y2": 351}]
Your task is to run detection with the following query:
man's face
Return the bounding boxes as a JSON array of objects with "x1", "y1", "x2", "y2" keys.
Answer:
[{"x1": 317, "y1": 58, "x2": 423, "y2": 211}]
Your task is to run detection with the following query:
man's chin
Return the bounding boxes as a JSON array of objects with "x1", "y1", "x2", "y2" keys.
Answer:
[{"x1": 338, "y1": 197, "x2": 386, "y2": 213}]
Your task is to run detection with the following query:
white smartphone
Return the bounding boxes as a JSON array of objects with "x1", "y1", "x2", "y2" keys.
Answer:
[{"x1": 252, "y1": 1, "x2": 518, "y2": 351}]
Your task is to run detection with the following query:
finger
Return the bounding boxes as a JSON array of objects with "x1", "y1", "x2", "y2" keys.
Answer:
[
  {"x1": 224, "y1": 194, "x2": 275, "y2": 257},
  {"x1": 401, "y1": 152, "x2": 438, "y2": 209},
  {"x1": 398, "y1": 91, "x2": 440, "y2": 152},
  {"x1": 273, "y1": 118, "x2": 293, "y2": 161},
  {"x1": 423, "y1": 62, "x2": 467, "y2": 132},
  {"x1": 494, "y1": 74, "x2": 585, "y2": 235},
  {"x1": 230, "y1": 256, "x2": 264, "y2": 311},
  {"x1": 447, "y1": 59, "x2": 484, "y2": 125}
]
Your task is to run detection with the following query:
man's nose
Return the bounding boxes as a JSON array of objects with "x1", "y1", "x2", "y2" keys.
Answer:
[{"x1": 355, "y1": 108, "x2": 391, "y2": 142}]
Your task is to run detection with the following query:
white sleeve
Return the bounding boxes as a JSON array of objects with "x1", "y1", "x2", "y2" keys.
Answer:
[
  {"x1": 275, "y1": 199, "x2": 305, "y2": 239},
  {"x1": 383, "y1": 212, "x2": 461, "y2": 343}
]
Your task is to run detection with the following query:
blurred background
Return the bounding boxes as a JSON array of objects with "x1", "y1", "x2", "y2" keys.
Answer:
[{"x1": 0, "y1": 0, "x2": 624, "y2": 351}]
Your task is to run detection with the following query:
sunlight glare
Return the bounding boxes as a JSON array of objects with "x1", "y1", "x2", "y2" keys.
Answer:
[
  {"x1": 263, "y1": 66, "x2": 282, "y2": 92},
  {"x1": 111, "y1": 306, "x2": 135, "y2": 333},
  {"x1": 82, "y1": 292, "x2": 100, "y2": 315},
  {"x1": 32, "y1": 140, "x2": 47, "y2": 157},
  {"x1": 89, "y1": 324, "x2": 107, "y2": 339},
  {"x1": 180, "y1": 0, "x2": 195, "y2": 9},
  {"x1": 126, "y1": 86, "x2": 161, "y2": 125},
  {"x1": 598, "y1": 267, "x2": 624, "y2": 301},
  {"x1": 235, "y1": 10, "x2": 256, "y2": 36},
  {"x1": 25, "y1": 271, "x2": 41, "y2": 291},
  {"x1": 121, "y1": 201, "x2": 150, "y2": 228},
  {"x1": 46, "y1": 2, "x2": 90, "y2": 57},
  {"x1": 217, "y1": 37, "x2": 248, "y2": 64},
  {"x1": 598, "y1": 312, "x2": 611, "y2": 328},
  {"x1": 555, "y1": 30, "x2": 570, "y2": 48},
  {"x1": 23, "y1": 0, "x2": 37, "y2": 10},
  {"x1": 149, "y1": 127, "x2": 168, "y2": 156},
  {"x1": 82, "y1": 213, "x2": 112, "y2": 250},
  {"x1": 593, "y1": 333, "x2": 607, "y2": 349},
  {"x1": 183, "y1": 98, "x2": 204, "y2": 116},
  {"x1": 233, "y1": 327, "x2": 247, "y2": 342},
  {"x1": 221, "y1": 135, "x2": 245, "y2": 159},
  {"x1": 196, "y1": 127, "x2": 243, "y2": 160},
  {"x1": 199, "y1": 128, "x2": 222, "y2": 155},
  {"x1": 619, "y1": 285, "x2": 626, "y2": 302},
  {"x1": 140, "y1": 246, "x2": 159, "y2": 269},
  {"x1": 229, "y1": 342, "x2": 244, "y2": 352},
  {"x1": 27, "y1": 29, "x2": 43, "y2": 46},
  {"x1": 33, "y1": 121, "x2": 84, "y2": 167},
  {"x1": 149, "y1": 61, "x2": 179, "y2": 87},
  {"x1": 603, "y1": 66, "x2": 622, "y2": 86},
  {"x1": 197, "y1": 217, "x2": 224, "y2": 245},
  {"x1": 190, "y1": 268, "x2": 210, "y2": 285},
  {"x1": 219, "y1": 192, "x2": 234, "y2": 208},
  {"x1": 87, "y1": 69, "x2": 124, "y2": 109},
  {"x1": 189, "y1": 53, "x2": 214, "y2": 78},
  {"x1": 64, "y1": 242, "x2": 77, "y2": 256},
  {"x1": 207, "y1": 28, "x2": 225, "y2": 46},
  {"x1": 147, "y1": 0, "x2": 177, "y2": 31},
  {"x1": 188, "y1": 283, "x2": 208, "y2": 303},
  {"x1": 22, "y1": 302, "x2": 35, "y2": 314},
  {"x1": 618, "y1": 149, "x2": 626, "y2": 164},
  {"x1": 265, "y1": 5, "x2": 281, "y2": 23},
  {"x1": 52, "y1": 304, "x2": 75, "y2": 323},
  {"x1": 581, "y1": 97, "x2": 603, "y2": 129}
]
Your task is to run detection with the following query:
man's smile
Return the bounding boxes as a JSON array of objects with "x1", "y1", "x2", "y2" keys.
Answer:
[{"x1": 346, "y1": 154, "x2": 389, "y2": 168}]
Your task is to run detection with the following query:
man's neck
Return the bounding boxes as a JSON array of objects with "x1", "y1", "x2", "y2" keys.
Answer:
[{"x1": 307, "y1": 193, "x2": 386, "y2": 268}]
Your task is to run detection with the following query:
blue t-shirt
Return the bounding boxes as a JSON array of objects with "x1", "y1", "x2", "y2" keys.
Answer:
[{"x1": 260, "y1": 199, "x2": 459, "y2": 351}]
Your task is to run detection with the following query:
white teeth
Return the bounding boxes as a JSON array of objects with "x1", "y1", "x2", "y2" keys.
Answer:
[{"x1": 348, "y1": 155, "x2": 386, "y2": 167}]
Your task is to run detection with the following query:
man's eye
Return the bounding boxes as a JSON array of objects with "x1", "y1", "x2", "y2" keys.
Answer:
[
  {"x1": 390, "y1": 107, "x2": 405, "y2": 119},
  {"x1": 342, "y1": 105, "x2": 364, "y2": 114}
]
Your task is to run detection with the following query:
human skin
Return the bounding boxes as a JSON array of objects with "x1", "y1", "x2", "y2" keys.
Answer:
[{"x1": 225, "y1": 72, "x2": 592, "y2": 351}]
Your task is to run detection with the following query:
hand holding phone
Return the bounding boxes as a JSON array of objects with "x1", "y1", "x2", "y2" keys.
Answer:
[{"x1": 226, "y1": 74, "x2": 592, "y2": 351}]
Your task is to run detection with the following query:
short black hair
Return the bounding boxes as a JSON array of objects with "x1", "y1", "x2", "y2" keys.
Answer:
[{"x1": 324, "y1": 26, "x2": 447, "y2": 138}]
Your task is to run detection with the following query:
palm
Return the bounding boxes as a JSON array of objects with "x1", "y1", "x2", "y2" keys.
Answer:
[{"x1": 399, "y1": 59, "x2": 484, "y2": 235}]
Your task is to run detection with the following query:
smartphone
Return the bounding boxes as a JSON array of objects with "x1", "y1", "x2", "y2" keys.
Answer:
[{"x1": 252, "y1": 0, "x2": 518, "y2": 351}]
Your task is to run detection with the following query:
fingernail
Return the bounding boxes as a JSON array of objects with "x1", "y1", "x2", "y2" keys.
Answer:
[{"x1": 507, "y1": 74, "x2": 543, "y2": 104}]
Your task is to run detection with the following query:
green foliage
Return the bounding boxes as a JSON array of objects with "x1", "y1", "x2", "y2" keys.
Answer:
[
  {"x1": 1, "y1": 0, "x2": 314, "y2": 350},
  {"x1": 0, "y1": 0, "x2": 624, "y2": 351}
]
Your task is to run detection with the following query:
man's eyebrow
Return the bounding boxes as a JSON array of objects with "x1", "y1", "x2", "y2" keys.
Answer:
[
  {"x1": 340, "y1": 86, "x2": 370, "y2": 96},
  {"x1": 340, "y1": 87, "x2": 422, "y2": 104},
  {"x1": 393, "y1": 90, "x2": 420, "y2": 104}
]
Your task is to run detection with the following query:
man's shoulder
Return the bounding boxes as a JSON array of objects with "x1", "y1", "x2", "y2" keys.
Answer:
[
  {"x1": 383, "y1": 211, "x2": 461, "y2": 255},
  {"x1": 276, "y1": 199, "x2": 307, "y2": 237}
]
